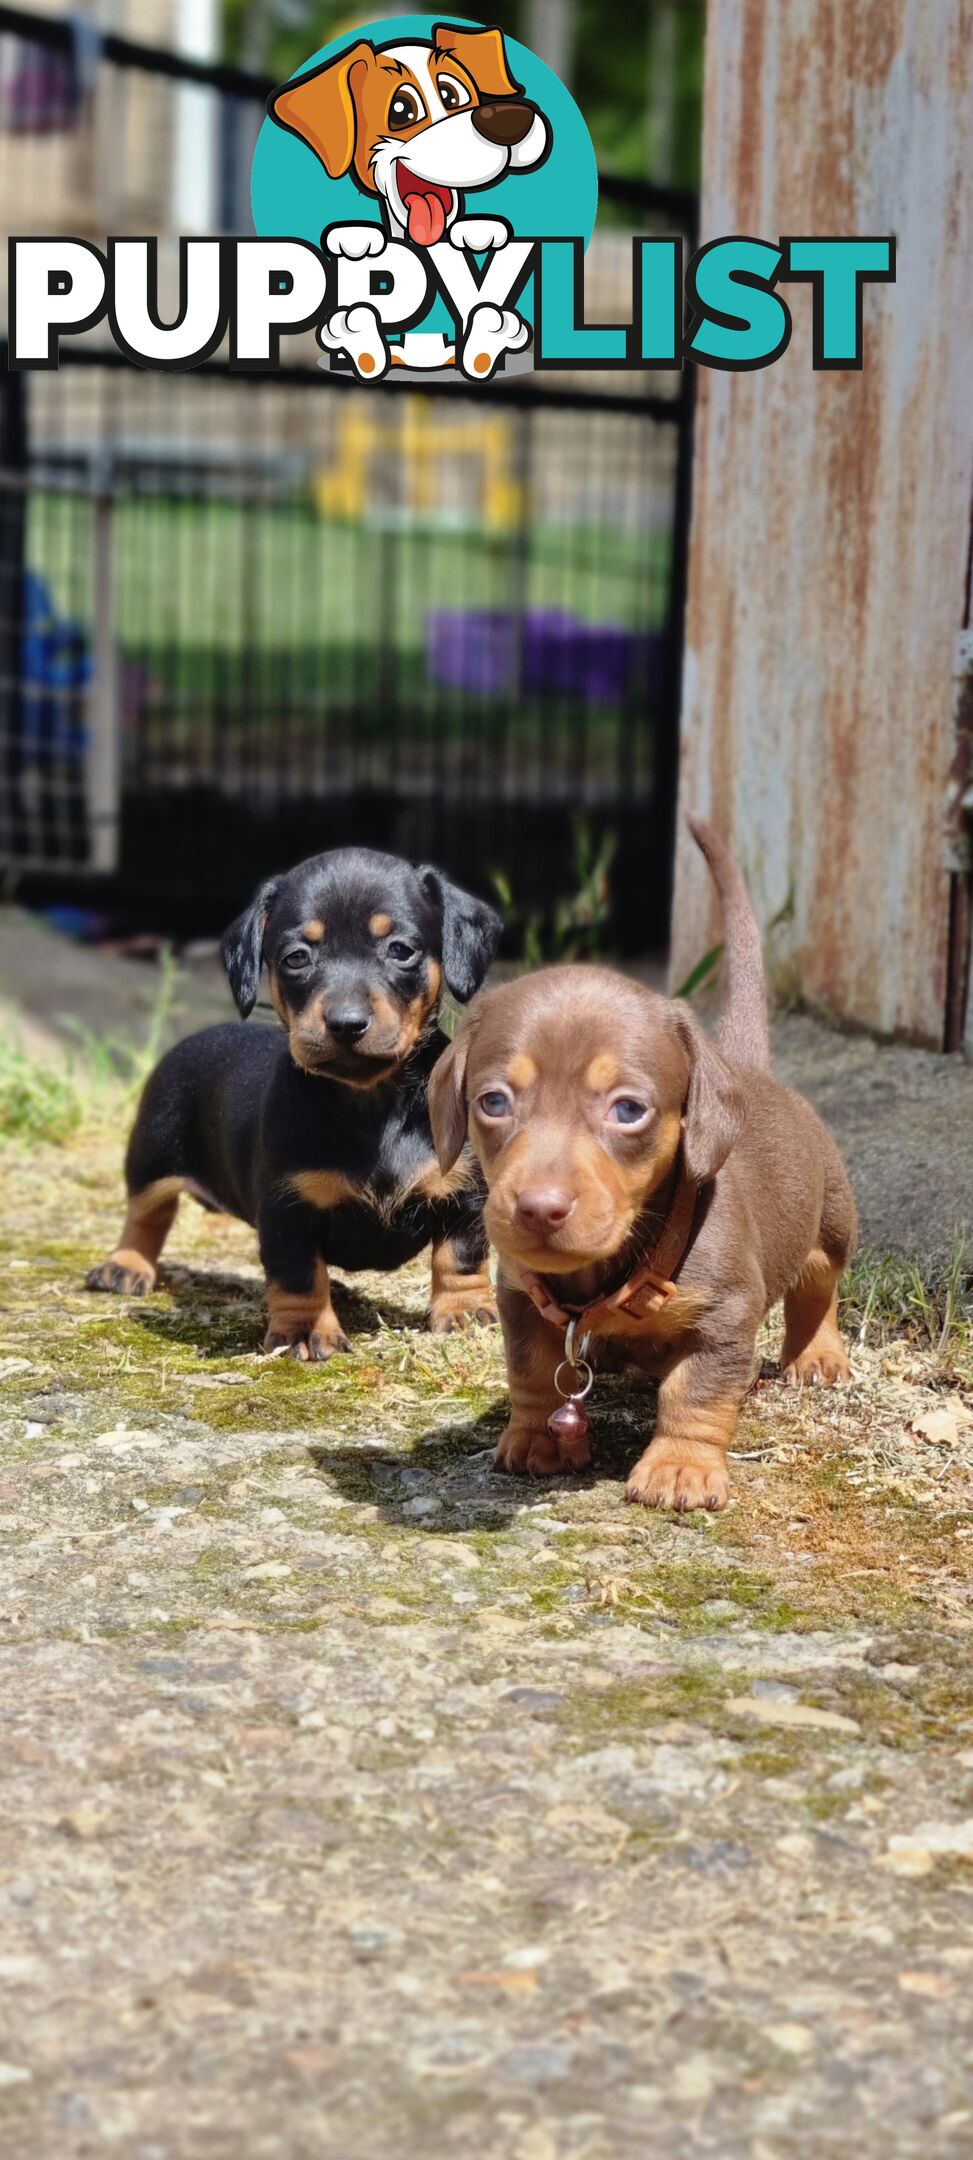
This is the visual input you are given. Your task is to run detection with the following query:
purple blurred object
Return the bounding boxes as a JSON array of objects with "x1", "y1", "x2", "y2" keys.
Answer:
[
  {"x1": 425, "y1": 610, "x2": 518, "y2": 696},
  {"x1": 522, "y1": 611, "x2": 652, "y2": 701},
  {"x1": 425, "y1": 608, "x2": 657, "y2": 702},
  {"x1": 1, "y1": 55, "x2": 79, "y2": 134}
]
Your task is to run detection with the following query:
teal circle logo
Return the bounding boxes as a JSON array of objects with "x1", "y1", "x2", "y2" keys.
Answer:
[{"x1": 251, "y1": 12, "x2": 598, "y2": 380}]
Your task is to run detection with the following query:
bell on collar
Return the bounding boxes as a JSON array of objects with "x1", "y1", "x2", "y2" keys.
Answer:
[{"x1": 548, "y1": 1399, "x2": 590, "y2": 1444}]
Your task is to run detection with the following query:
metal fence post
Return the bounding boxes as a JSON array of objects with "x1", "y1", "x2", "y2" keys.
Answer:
[
  {"x1": 0, "y1": 348, "x2": 28, "y2": 860},
  {"x1": 88, "y1": 454, "x2": 121, "y2": 874}
]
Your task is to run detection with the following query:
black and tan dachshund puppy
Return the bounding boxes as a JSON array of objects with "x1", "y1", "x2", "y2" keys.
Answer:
[{"x1": 87, "y1": 849, "x2": 503, "y2": 1359}]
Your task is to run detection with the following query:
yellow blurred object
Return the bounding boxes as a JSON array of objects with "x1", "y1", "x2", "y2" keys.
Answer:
[{"x1": 314, "y1": 397, "x2": 526, "y2": 529}]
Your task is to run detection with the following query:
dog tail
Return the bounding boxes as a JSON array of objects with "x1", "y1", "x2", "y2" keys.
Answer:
[{"x1": 687, "y1": 815, "x2": 771, "y2": 1072}]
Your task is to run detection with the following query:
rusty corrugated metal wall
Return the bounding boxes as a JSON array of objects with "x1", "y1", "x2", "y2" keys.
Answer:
[{"x1": 669, "y1": 0, "x2": 973, "y2": 1045}]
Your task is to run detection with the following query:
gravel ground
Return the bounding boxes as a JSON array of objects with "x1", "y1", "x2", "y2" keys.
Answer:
[{"x1": 1, "y1": 1072, "x2": 973, "y2": 2159}]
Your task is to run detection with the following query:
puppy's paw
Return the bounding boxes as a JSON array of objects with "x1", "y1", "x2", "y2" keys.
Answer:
[
  {"x1": 449, "y1": 216, "x2": 511, "y2": 253},
  {"x1": 495, "y1": 1418, "x2": 590, "y2": 1477},
  {"x1": 461, "y1": 303, "x2": 529, "y2": 381},
  {"x1": 323, "y1": 223, "x2": 386, "y2": 260},
  {"x1": 317, "y1": 304, "x2": 389, "y2": 380},
  {"x1": 429, "y1": 1296, "x2": 498, "y2": 1335},
  {"x1": 626, "y1": 1439, "x2": 730, "y2": 1514},
  {"x1": 781, "y1": 1337, "x2": 851, "y2": 1387},
  {"x1": 264, "y1": 1326, "x2": 352, "y2": 1364},
  {"x1": 86, "y1": 1254, "x2": 155, "y2": 1296}
]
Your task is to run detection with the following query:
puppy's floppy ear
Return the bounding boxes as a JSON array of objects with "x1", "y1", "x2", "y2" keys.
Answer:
[
  {"x1": 419, "y1": 867, "x2": 503, "y2": 1002},
  {"x1": 269, "y1": 41, "x2": 375, "y2": 180},
  {"x1": 433, "y1": 23, "x2": 522, "y2": 99},
  {"x1": 427, "y1": 1028, "x2": 472, "y2": 1172},
  {"x1": 221, "y1": 878, "x2": 279, "y2": 1020},
  {"x1": 671, "y1": 1007, "x2": 747, "y2": 1185}
]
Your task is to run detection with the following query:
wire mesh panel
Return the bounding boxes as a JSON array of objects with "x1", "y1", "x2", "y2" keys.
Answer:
[{"x1": 0, "y1": 5, "x2": 695, "y2": 949}]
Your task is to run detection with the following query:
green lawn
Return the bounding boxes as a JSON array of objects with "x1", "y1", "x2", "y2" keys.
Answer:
[{"x1": 28, "y1": 493, "x2": 670, "y2": 661}]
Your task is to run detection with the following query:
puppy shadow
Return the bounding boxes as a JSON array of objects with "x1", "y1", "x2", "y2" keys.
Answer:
[
  {"x1": 307, "y1": 1406, "x2": 549, "y2": 1533},
  {"x1": 308, "y1": 1369, "x2": 658, "y2": 1533},
  {"x1": 132, "y1": 1264, "x2": 421, "y2": 1359}
]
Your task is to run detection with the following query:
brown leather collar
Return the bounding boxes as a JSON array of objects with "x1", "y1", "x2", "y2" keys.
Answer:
[{"x1": 513, "y1": 1155, "x2": 700, "y2": 1337}]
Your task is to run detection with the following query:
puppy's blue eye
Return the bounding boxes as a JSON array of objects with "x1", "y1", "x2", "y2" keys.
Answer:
[
  {"x1": 608, "y1": 1098, "x2": 648, "y2": 1126},
  {"x1": 478, "y1": 1090, "x2": 513, "y2": 1119},
  {"x1": 388, "y1": 940, "x2": 418, "y2": 965}
]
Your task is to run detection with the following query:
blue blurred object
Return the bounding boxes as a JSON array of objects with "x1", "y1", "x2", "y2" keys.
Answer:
[
  {"x1": 20, "y1": 571, "x2": 91, "y2": 760},
  {"x1": 37, "y1": 906, "x2": 111, "y2": 942}
]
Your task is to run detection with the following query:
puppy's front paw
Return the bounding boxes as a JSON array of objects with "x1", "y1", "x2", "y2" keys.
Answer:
[
  {"x1": 86, "y1": 1254, "x2": 155, "y2": 1296},
  {"x1": 781, "y1": 1339, "x2": 851, "y2": 1387},
  {"x1": 495, "y1": 1418, "x2": 590, "y2": 1477},
  {"x1": 461, "y1": 303, "x2": 529, "y2": 380},
  {"x1": 449, "y1": 216, "x2": 511, "y2": 253},
  {"x1": 626, "y1": 1439, "x2": 730, "y2": 1514},
  {"x1": 429, "y1": 1296, "x2": 498, "y2": 1336},
  {"x1": 317, "y1": 304, "x2": 389, "y2": 380},
  {"x1": 264, "y1": 1325, "x2": 351, "y2": 1364},
  {"x1": 324, "y1": 223, "x2": 385, "y2": 260}
]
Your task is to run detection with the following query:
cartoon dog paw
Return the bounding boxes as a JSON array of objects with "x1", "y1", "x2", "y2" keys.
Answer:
[
  {"x1": 324, "y1": 223, "x2": 386, "y2": 261},
  {"x1": 318, "y1": 304, "x2": 390, "y2": 381},
  {"x1": 449, "y1": 217, "x2": 512, "y2": 254},
  {"x1": 461, "y1": 303, "x2": 530, "y2": 381}
]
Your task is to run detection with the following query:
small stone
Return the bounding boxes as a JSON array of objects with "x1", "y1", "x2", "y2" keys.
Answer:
[
  {"x1": 763, "y1": 2022, "x2": 814, "y2": 2056},
  {"x1": 898, "y1": 1971, "x2": 954, "y2": 1999},
  {"x1": 494, "y1": 2043, "x2": 573, "y2": 2087},
  {"x1": 347, "y1": 1924, "x2": 404, "y2": 1956},
  {"x1": 878, "y1": 1846, "x2": 934, "y2": 1879},
  {"x1": 401, "y1": 1497, "x2": 443, "y2": 1521},
  {"x1": 432, "y1": 1541, "x2": 482, "y2": 1570},
  {"x1": 242, "y1": 1561, "x2": 292, "y2": 1581},
  {"x1": 545, "y1": 1803, "x2": 630, "y2": 1846},
  {"x1": 0, "y1": 2064, "x2": 31, "y2": 2088},
  {"x1": 880, "y1": 1819, "x2": 973, "y2": 1875},
  {"x1": 776, "y1": 1832, "x2": 816, "y2": 1859},
  {"x1": 726, "y1": 1697, "x2": 860, "y2": 1734},
  {"x1": 456, "y1": 1968, "x2": 538, "y2": 1993},
  {"x1": 57, "y1": 1809, "x2": 108, "y2": 1841},
  {"x1": 671, "y1": 2053, "x2": 716, "y2": 2102},
  {"x1": 503, "y1": 1688, "x2": 564, "y2": 1717}
]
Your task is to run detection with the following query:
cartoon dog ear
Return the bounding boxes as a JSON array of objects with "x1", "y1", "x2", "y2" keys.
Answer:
[
  {"x1": 671, "y1": 1007, "x2": 748, "y2": 1185},
  {"x1": 433, "y1": 22, "x2": 522, "y2": 99},
  {"x1": 427, "y1": 1027, "x2": 473, "y2": 1171},
  {"x1": 419, "y1": 867, "x2": 503, "y2": 1002},
  {"x1": 269, "y1": 41, "x2": 375, "y2": 180},
  {"x1": 221, "y1": 878, "x2": 279, "y2": 1019}
]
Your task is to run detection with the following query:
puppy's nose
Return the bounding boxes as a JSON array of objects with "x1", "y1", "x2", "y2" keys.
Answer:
[
  {"x1": 326, "y1": 1009, "x2": 371, "y2": 1044},
  {"x1": 515, "y1": 1186, "x2": 575, "y2": 1236},
  {"x1": 472, "y1": 100, "x2": 536, "y2": 147}
]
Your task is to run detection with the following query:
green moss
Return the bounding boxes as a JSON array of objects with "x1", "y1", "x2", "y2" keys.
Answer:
[
  {"x1": 804, "y1": 1791, "x2": 848, "y2": 1821},
  {"x1": 738, "y1": 1742, "x2": 801, "y2": 1778},
  {"x1": 559, "y1": 1663, "x2": 731, "y2": 1743}
]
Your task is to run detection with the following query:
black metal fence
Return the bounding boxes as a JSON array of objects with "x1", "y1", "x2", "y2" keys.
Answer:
[{"x1": 0, "y1": 4, "x2": 696, "y2": 950}]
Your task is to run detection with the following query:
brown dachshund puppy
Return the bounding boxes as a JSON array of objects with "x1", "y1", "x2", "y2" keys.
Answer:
[{"x1": 428, "y1": 820, "x2": 857, "y2": 1512}]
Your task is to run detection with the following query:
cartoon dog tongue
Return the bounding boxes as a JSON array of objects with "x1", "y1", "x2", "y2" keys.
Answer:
[{"x1": 401, "y1": 179, "x2": 449, "y2": 247}]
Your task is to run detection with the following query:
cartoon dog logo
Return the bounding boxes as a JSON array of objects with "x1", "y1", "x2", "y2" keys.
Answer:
[{"x1": 269, "y1": 21, "x2": 551, "y2": 379}]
